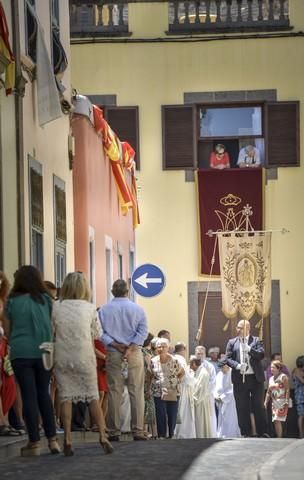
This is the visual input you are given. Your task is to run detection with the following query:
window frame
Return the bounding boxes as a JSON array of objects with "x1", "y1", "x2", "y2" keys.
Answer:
[
  {"x1": 25, "y1": 0, "x2": 37, "y2": 63},
  {"x1": 53, "y1": 175, "x2": 66, "y2": 288},
  {"x1": 28, "y1": 156, "x2": 44, "y2": 273},
  {"x1": 197, "y1": 101, "x2": 266, "y2": 169},
  {"x1": 198, "y1": 102, "x2": 265, "y2": 140}
]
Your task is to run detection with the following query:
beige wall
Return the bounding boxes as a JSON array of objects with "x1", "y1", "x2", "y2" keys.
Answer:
[
  {"x1": 0, "y1": 0, "x2": 19, "y2": 279},
  {"x1": 19, "y1": 0, "x2": 74, "y2": 281},
  {"x1": 71, "y1": 2, "x2": 304, "y2": 368}
]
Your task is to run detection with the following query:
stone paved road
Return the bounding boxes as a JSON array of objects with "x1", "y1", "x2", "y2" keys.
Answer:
[{"x1": 0, "y1": 438, "x2": 298, "y2": 480}]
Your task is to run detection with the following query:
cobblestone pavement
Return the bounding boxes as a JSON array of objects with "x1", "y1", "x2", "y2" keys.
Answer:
[{"x1": 0, "y1": 437, "x2": 302, "y2": 480}]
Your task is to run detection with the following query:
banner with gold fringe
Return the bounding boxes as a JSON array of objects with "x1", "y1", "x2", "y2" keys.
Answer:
[{"x1": 218, "y1": 232, "x2": 272, "y2": 320}]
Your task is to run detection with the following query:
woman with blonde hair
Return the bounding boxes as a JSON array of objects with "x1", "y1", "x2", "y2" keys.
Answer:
[{"x1": 52, "y1": 272, "x2": 113, "y2": 456}]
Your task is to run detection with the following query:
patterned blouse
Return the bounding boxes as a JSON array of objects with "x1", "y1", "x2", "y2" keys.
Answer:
[{"x1": 150, "y1": 354, "x2": 182, "y2": 398}]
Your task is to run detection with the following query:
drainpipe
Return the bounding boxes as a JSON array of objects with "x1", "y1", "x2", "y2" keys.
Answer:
[{"x1": 12, "y1": 0, "x2": 26, "y2": 266}]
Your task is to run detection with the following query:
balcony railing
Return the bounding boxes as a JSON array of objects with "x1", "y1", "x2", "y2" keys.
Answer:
[
  {"x1": 70, "y1": 2, "x2": 129, "y2": 37},
  {"x1": 70, "y1": 1, "x2": 291, "y2": 38},
  {"x1": 168, "y1": 0, "x2": 290, "y2": 34}
]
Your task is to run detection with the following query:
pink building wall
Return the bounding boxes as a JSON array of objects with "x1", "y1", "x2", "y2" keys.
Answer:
[{"x1": 72, "y1": 113, "x2": 135, "y2": 306}]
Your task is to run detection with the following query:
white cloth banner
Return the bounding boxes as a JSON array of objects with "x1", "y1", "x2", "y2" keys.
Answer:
[
  {"x1": 27, "y1": 2, "x2": 62, "y2": 126},
  {"x1": 218, "y1": 232, "x2": 272, "y2": 320}
]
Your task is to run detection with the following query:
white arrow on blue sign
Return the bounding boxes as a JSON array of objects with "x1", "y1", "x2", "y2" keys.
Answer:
[{"x1": 131, "y1": 263, "x2": 165, "y2": 298}]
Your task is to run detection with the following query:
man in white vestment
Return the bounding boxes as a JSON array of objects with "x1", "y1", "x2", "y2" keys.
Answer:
[
  {"x1": 174, "y1": 344, "x2": 196, "y2": 439},
  {"x1": 195, "y1": 346, "x2": 217, "y2": 436},
  {"x1": 215, "y1": 361, "x2": 241, "y2": 438},
  {"x1": 191, "y1": 357, "x2": 213, "y2": 438}
]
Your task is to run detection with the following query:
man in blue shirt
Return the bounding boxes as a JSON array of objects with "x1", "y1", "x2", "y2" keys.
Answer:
[{"x1": 98, "y1": 279, "x2": 148, "y2": 441}]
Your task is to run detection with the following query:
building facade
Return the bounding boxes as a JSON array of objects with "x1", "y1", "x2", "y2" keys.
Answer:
[
  {"x1": 0, "y1": 0, "x2": 18, "y2": 279},
  {"x1": 71, "y1": 95, "x2": 136, "y2": 306},
  {"x1": 15, "y1": 0, "x2": 74, "y2": 285},
  {"x1": 70, "y1": 0, "x2": 303, "y2": 368}
]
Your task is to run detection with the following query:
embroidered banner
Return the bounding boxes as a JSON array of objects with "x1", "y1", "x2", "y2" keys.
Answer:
[
  {"x1": 197, "y1": 169, "x2": 264, "y2": 275},
  {"x1": 218, "y1": 232, "x2": 272, "y2": 320}
]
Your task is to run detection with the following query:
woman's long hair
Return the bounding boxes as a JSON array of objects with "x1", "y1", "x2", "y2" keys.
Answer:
[
  {"x1": 0, "y1": 271, "x2": 10, "y2": 301},
  {"x1": 60, "y1": 272, "x2": 91, "y2": 301},
  {"x1": 9, "y1": 265, "x2": 49, "y2": 304}
]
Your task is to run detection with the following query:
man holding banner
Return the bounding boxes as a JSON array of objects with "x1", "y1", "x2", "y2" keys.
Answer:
[
  {"x1": 219, "y1": 231, "x2": 271, "y2": 437},
  {"x1": 225, "y1": 320, "x2": 268, "y2": 437}
]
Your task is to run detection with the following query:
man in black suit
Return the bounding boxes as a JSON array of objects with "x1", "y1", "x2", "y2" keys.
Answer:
[{"x1": 225, "y1": 319, "x2": 268, "y2": 437}]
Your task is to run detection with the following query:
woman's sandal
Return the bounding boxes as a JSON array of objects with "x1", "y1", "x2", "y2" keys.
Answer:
[
  {"x1": 63, "y1": 441, "x2": 74, "y2": 457},
  {"x1": 100, "y1": 437, "x2": 114, "y2": 454},
  {"x1": 0, "y1": 425, "x2": 23, "y2": 437},
  {"x1": 48, "y1": 438, "x2": 61, "y2": 454},
  {"x1": 20, "y1": 442, "x2": 41, "y2": 457}
]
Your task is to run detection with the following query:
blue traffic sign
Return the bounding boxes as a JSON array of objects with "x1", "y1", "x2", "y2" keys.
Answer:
[{"x1": 131, "y1": 263, "x2": 165, "y2": 298}]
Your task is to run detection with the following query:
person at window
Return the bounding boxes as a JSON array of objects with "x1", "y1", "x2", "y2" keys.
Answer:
[
  {"x1": 209, "y1": 144, "x2": 230, "y2": 170},
  {"x1": 237, "y1": 145, "x2": 261, "y2": 168}
]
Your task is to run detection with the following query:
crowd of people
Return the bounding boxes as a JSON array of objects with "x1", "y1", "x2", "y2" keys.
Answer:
[{"x1": 0, "y1": 270, "x2": 304, "y2": 460}]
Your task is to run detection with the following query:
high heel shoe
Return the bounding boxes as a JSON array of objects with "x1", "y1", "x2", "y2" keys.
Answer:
[
  {"x1": 20, "y1": 442, "x2": 41, "y2": 457},
  {"x1": 48, "y1": 437, "x2": 61, "y2": 454},
  {"x1": 63, "y1": 441, "x2": 74, "y2": 457},
  {"x1": 100, "y1": 437, "x2": 114, "y2": 454}
]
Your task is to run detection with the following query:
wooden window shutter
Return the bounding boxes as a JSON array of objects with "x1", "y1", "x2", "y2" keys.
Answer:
[
  {"x1": 55, "y1": 185, "x2": 67, "y2": 243},
  {"x1": 104, "y1": 106, "x2": 140, "y2": 170},
  {"x1": 30, "y1": 168, "x2": 44, "y2": 230},
  {"x1": 162, "y1": 105, "x2": 196, "y2": 170},
  {"x1": 266, "y1": 101, "x2": 300, "y2": 167}
]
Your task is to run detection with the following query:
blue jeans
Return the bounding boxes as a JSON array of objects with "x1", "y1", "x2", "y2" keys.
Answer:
[
  {"x1": 154, "y1": 396, "x2": 179, "y2": 438},
  {"x1": 12, "y1": 358, "x2": 56, "y2": 442}
]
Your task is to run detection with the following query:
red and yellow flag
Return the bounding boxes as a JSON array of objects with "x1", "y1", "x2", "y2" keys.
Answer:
[{"x1": 92, "y1": 105, "x2": 140, "y2": 228}]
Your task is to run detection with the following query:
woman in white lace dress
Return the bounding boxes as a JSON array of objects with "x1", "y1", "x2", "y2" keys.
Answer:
[{"x1": 52, "y1": 272, "x2": 113, "y2": 456}]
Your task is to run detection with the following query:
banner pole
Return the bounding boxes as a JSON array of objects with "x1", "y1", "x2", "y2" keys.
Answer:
[{"x1": 196, "y1": 235, "x2": 218, "y2": 343}]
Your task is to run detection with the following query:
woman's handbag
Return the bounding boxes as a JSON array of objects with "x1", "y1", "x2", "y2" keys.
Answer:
[
  {"x1": 39, "y1": 342, "x2": 54, "y2": 371},
  {"x1": 161, "y1": 389, "x2": 177, "y2": 402}
]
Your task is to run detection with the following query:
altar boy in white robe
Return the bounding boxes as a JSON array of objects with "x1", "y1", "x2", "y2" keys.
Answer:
[
  {"x1": 215, "y1": 360, "x2": 241, "y2": 438},
  {"x1": 195, "y1": 346, "x2": 217, "y2": 436},
  {"x1": 174, "y1": 345, "x2": 196, "y2": 439},
  {"x1": 191, "y1": 357, "x2": 213, "y2": 438}
]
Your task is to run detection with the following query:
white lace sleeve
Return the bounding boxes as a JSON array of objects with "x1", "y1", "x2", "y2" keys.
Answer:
[{"x1": 91, "y1": 310, "x2": 102, "y2": 339}]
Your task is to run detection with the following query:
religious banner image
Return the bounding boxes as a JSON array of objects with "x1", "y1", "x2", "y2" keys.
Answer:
[{"x1": 218, "y1": 232, "x2": 272, "y2": 320}]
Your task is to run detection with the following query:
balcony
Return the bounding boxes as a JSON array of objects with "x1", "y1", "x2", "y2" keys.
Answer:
[
  {"x1": 168, "y1": 0, "x2": 291, "y2": 34},
  {"x1": 69, "y1": 1, "x2": 291, "y2": 39},
  {"x1": 70, "y1": 2, "x2": 129, "y2": 38}
]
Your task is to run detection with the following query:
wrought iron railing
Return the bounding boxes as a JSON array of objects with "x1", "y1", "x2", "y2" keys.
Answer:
[
  {"x1": 168, "y1": 0, "x2": 290, "y2": 34},
  {"x1": 70, "y1": 2, "x2": 129, "y2": 37}
]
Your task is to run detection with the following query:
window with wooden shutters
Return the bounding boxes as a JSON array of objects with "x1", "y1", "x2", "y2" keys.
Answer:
[
  {"x1": 162, "y1": 105, "x2": 196, "y2": 170},
  {"x1": 266, "y1": 101, "x2": 300, "y2": 167},
  {"x1": 54, "y1": 185, "x2": 67, "y2": 243},
  {"x1": 30, "y1": 168, "x2": 43, "y2": 230},
  {"x1": 54, "y1": 176, "x2": 66, "y2": 287},
  {"x1": 104, "y1": 106, "x2": 140, "y2": 170},
  {"x1": 29, "y1": 157, "x2": 44, "y2": 273}
]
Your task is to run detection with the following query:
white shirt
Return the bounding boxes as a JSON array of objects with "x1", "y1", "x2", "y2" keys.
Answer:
[
  {"x1": 237, "y1": 147, "x2": 261, "y2": 167},
  {"x1": 239, "y1": 336, "x2": 254, "y2": 375}
]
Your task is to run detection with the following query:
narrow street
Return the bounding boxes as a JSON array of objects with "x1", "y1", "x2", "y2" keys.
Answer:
[{"x1": 0, "y1": 437, "x2": 303, "y2": 480}]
